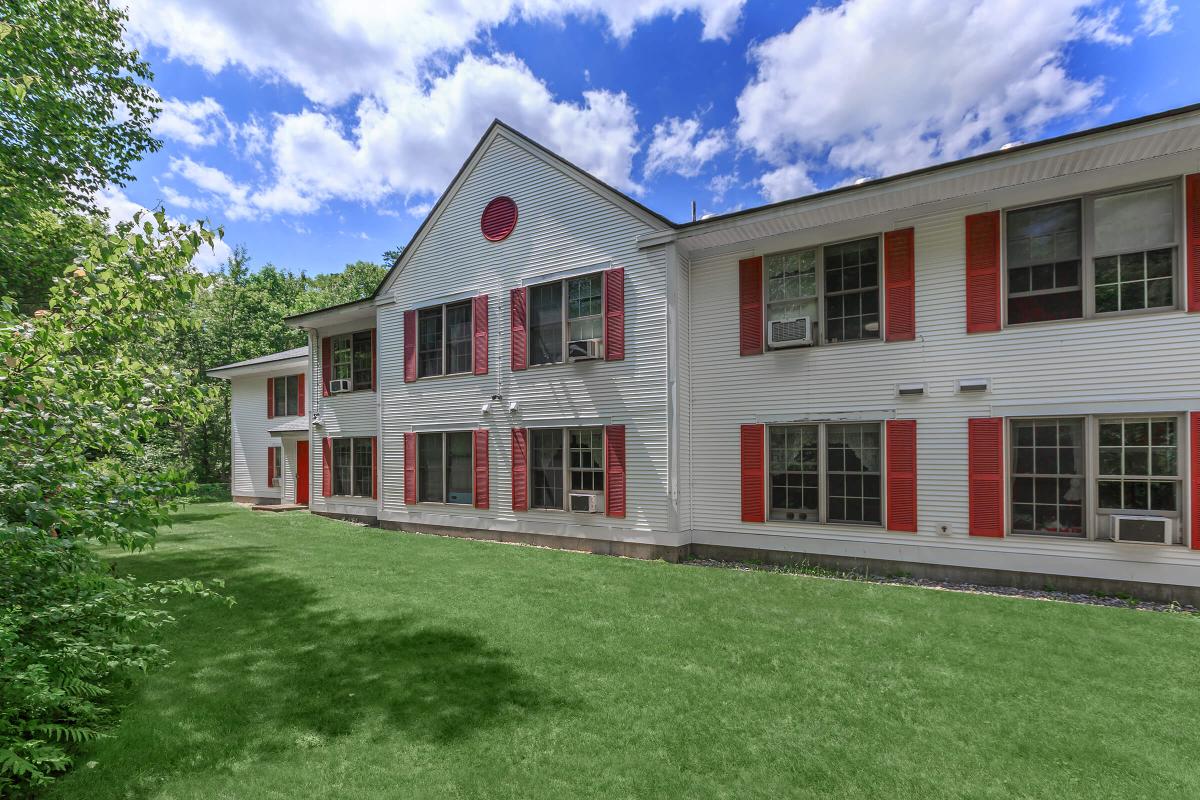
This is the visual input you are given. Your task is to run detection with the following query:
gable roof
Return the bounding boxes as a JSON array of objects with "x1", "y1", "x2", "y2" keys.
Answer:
[
  {"x1": 372, "y1": 119, "x2": 675, "y2": 299},
  {"x1": 207, "y1": 346, "x2": 308, "y2": 377}
]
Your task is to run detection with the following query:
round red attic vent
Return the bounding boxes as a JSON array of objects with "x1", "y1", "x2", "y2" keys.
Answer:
[{"x1": 481, "y1": 196, "x2": 518, "y2": 241}]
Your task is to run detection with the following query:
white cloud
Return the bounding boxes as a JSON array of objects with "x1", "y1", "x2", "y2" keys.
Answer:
[
  {"x1": 94, "y1": 187, "x2": 234, "y2": 273},
  {"x1": 1137, "y1": 0, "x2": 1177, "y2": 35},
  {"x1": 167, "y1": 156, "x2": 256, "y2": 220},
  {"x1": 707, "y1": 172, "x2": 739, "y2": 202},
  {"x1": 153, "y1": 96, "x2": 228, "y2": 146},
  {"x1": 123, "y1": 0, "x2": 744, "y2": 106},
  {"x1": 644, "y1": 117, "x2": 728, "y2": 178},
  {"x1": 735, "y1": 0, "x2": 1138, "y2": 202}
]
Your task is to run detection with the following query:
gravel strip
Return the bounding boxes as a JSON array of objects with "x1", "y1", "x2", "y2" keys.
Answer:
[{"x1": 683, "y1": 557, "x2": 1199, "y2": 614}]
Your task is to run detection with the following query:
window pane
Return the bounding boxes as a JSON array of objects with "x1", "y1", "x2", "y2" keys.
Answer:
[
  {"x1": 569, "y1": 428, "x2": 605, "y2": 492},
  {"x1": 417, "y1": 432, "x2": 443, "y2": 503},
  {"x1": 826, "y1": 423, "x2": 881, "y2": 524},
  {"x1": 1093, "y1": 185, "x2": 1175, "y2": 255},
  {"x1": 1010, "y1": 418, "x2": 1085, "y2": 537},
  {"x1": 332, "y1": 334, "x2": 353, "y2": 382},
  {"x1": 353, "y1": 438, "x2": 373, "y2": 497},
  {"x1": 1097, "y1": 417, "x2": 1179, "y2": 514},
  {"x1": 332, "y1": 439, "x2": 353, "y2": 496},
  {"x1": 417, "y1": 308, "x2": 443, "y2": 378},
  {"x1": 1095, "y1": 249, "x2": 1174, "y2": 313},
  {"x1": 352, "y1": 331, "x2": 373, "y2": 389},
  {"x1": 446, "y1": 302, "x2": 473, "y2": 375},
  {"x1": 274, "y1": 378, "x2": 287, "y2": 418},
  {"x1": 446, "y1": 431, "x2": 473, "y2": 504},
  {"x1": 531, "y1": 429, "x2": 564, "y2": 509},
  {"x1": 529, "y1": 282, "x2": 563, "y2": 366},
  {"x1": 823, "y1": 238, "x2": 880, "y2": 343},
  {"x1": 1006, "y1": 200, "x2": 1082, "y2": 325},
  {"x1": 287, "y1": 375, "x2": 299, "y2": 417},
  {"x1": 769, "y1": 425, "x2": 819, "y2": 522}
]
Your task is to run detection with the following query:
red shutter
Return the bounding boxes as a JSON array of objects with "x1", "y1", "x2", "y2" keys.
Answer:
[
  {"x1": 604, "y1": 268, "x2": 625, "y2": 361},
  {"x1": 266, "y1": 377, "x2": 275, "y2": 419},
  {"x1": 403, "y1": 432, "x2": 416, "y2": 505},
  {"x1": 740, "y1": 423, "x2": 765, "y2": 522},
  {"x1": 965, "y1": 211, "x2": 1002, "y2": 333},
  {"x1": 884, "y1": 228, "x2": 916, "y2": 341},
  {"x1": 510, "y1": 287, "x2": 527, "y2": 371},
  {"x1": 473, "y1": 294, "x2": 489, "y2": 375},
  {"x1": 403, "y1": 311, "x2": 417, "y2": 383},
  {"x1": 738, "y1": 257, "x2": 764, "y2": 356},
  {"x1": 968, "y1": 418, "x2": 1005, "y2": 537},
  {"x1": 605, "y1": 424, "x2": 626, "y2": 517},
  {"x1": 1191, "y1": 412, "x2": 1200, "y2": 549},
  {"x1": 371, "y1": 328, "x2": 377, "y2": 390},
  {"x1": 321, "y1": 337, "x2": 332, "y2": 397},
  {"x1": 474, "y1": 428, "x2": 489, "y2": 509},
  {"x1": 1187, "y1": 174, "x2": 1200, "y2": 312},
  {"x1": 511, "y1": 428, "x2": 528, "y2": 511},
  {"x1": 885, "y1": 419, "x2": 918, "y2": 532},
  {"x1": 321, "y1": 437, "x2": 332, "y2": 497},
  {"x1": 371, "y1": 436, "x2": 378, "y2": 500},
  {"x1": 267, "y1": 446, "x2": 275, "y2": 488},
  {"x1": 297, "y1": 373, "x2": 305, "y2": 417}
]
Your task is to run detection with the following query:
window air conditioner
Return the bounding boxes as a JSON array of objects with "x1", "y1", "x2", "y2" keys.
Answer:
[
  {"x1": 568, "y1": 338, "x2": 603, "y2": 361},
  {"x1": 569, "y1": 492, "x2": 601, "y2": 513},
  {"x1": 328, "y1": 379, "x2": 352, "y2": 394},
  {"x1": 1110, "y1": 515, "x2": 1173, "y2": 545},
  {"x1": 768, "y1": 316, "x2": 813, "y2": 349}
]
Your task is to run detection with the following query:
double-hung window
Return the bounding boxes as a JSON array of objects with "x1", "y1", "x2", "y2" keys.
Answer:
[
  {"x1": 767, "y1": 422, "x2": 882, "y2": 524},
  {"x1": 1004, "y1": 183, "x2": 1178, "y2": 325},
  {"x1": 528, "y1": 273, "x2": 603, "y2": 366},
  {"x1": 416, "y1": 431, "x2": 474, "y2": 504},
  {"x1": 1009, "y1": 415, "x2": 1183, "y2": 542},
  {"x1": 529, "y1": 427, "x2": 605, "y2": 510},
  {"x1": 764, "y1": 236, "x2": 881, "y2": 346},
  {"x1": 269, "y1": 446, "x2": 282, "y2": 488},
  {"x1": 331, "y1": 437, "x2": 374, "y2": 497},
  {"x1": 330, "y1": 331, "x2": 374, "y2": 390},
  {"x1": 417, "y1": 301, "x2": 473, "y2": 378},
  {"x1": 272, "y1": 374, "x2": 300, "y2": 417}
]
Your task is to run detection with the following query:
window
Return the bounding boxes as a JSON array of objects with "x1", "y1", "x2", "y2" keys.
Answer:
[
  {"x1": 331, "y1": 437, "x2": 374, "y2": 497},
  {"x1": 1011, "y1": 418, "x2": 1085, "y2": 537},
  {"x1": 416, "y1": 301, "x2": 473, "y2": 378},
  {"x1": 330, "y1": 331, "x2": 374, "y2": 390},
  {"x1": 1005, "y1": 182, "x2": 1178, "y2": 325},
  {"x1": 767, "y1": 422, "x2": 882, "y2": 524},
  {"x1": 528, "y1": 273, "x2": 603, "y2": 366},
  {"x1": 1009, "y1": 415, "x2": 1184, "y2": 542},
  {"x1": 1097, "y1": 417, "x2": 1179, "y2": 514},
  {"x1": 763, "y1": 236, "x2": 880, "y2": 347},
  {"x1": 416, "y1": 431, "x2": 473, "y2": 504},
  {"x1": 272, "y1": 374, "x2": 300, "y2": 417},
  {"x1": 529, "y1": 427, "x2": 605, "y2": 510},
  {"x1": 269, "y1": 446, "x2": 282, "y2": 488}
]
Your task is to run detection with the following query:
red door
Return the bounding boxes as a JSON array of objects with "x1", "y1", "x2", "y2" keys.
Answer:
[{"x1": 295, "y1": 439, "x2": 310, "y2": 505}]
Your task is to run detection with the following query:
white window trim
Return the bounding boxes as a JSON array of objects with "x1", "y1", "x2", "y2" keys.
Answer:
[
  {"x1": 765, "y1": 421, "x2": 886, "y2": 527},
  {"x1": 527, "y1": 426, "x2": 607, "y2": 512},
  {"x1": 329, "y1": 436, "x2": 374, "y2": 499},
  {"x1": 415, "y1": 430, "x2": 475, "y2": 506},
  {"x1": 415, "y1": 300, "x2": 474, "y2": 380},
  {"x1": 1000, "y1": 178, "x2": 1183, "y2": 327},
  {"x1": 273, "y1": 374, "x2": 300, "y2": 418},
  {"x1": 1006, "y1": 413, "x2": 1188, "y2": 544},
  {"x1": 526, "y1": 271, "x2": 606, "y2": 368},
  {"x1": 761, "y1": 233, "x2": 884, "y2": 349}
]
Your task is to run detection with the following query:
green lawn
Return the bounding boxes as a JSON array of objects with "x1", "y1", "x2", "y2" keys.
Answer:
[{"x1": 51, "y1": 504, "x2": 1200, "y2": 799}]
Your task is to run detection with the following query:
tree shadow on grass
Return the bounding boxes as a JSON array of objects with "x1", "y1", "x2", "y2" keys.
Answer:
[{"x1": 60, "y1": 546, "x2": 569, "y2": 798}]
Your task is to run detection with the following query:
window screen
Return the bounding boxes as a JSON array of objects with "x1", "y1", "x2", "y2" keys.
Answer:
[
  {"x1": 417, "y1": 432, "x2": 443, "y2": 503},
  {"x1": 529, "y1": 282, "x2": 563, "y2": 366},
  {"x1": 530, "y1": 428, "x2": 564, "y2": 509},
  {"x1": 446, "y1": 302, "x2": 473, "y2": 375},
  {"x1": 1093, "y1": 185, "x2": 1176, "y2": 313},
  {"x1": 765, "y1": 249, "x2": 819, "y2": 335},
  {"x1": 769, "y1": 425, "x2": 819, "y2": 522},
  {"x1": 446, "y1": 431, "x2": 474, "y2": 504},
  {"x1": 826, "y1": 423, "x2": 881, "y2": 523}
]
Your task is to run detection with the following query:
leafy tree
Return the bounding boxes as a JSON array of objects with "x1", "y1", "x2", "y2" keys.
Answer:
[
  {"x1": 297, "y1": 259, "x2": 387, "y2": 312},
  {"x1": 0, "y1": 210, "x2": 227, "y2": 792},
  {"x1": 0, "y1": 0, "x2": 160, "y2": 310}
]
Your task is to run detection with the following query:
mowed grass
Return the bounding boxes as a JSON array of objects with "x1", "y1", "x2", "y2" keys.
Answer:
[{"x1": 51, "y1": 504, "x2": 1200, "y2": 800}]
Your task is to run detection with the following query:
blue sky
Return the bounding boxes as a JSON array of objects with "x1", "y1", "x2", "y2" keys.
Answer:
[{"x1": 106, "y1": 0, "x2": 1197, "y2": 275}]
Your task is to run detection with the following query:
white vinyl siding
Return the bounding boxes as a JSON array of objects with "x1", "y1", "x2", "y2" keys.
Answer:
[{"x1": 377, "y1": 132, "x2": 673, "y2": 543}]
